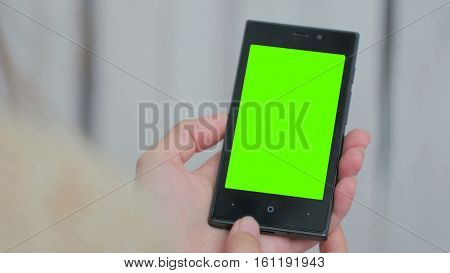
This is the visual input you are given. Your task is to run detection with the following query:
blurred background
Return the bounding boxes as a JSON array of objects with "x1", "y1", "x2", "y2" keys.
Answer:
[{"x1": 0, "y1": 0, "x2": 449, "y2": 252}]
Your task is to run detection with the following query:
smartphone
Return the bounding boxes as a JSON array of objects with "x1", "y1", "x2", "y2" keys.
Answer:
[{"x1": 209, "y1": 21, "x2": 359, "y2": 240}]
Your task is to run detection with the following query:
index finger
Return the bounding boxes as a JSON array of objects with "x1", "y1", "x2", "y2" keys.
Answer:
[
  {"x1": 142, "y1": 114, "x2": 227, "y2": 165},
  {"x1": 343, "y1": 129, "x2": 371, "y2": 153}
]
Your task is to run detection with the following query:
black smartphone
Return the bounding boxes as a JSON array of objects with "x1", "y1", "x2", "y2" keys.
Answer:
[{"x1": 209, "y1": 21, "x2": 359, "y2": 240}]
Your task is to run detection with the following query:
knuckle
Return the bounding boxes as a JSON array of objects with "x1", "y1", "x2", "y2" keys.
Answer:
[{"x1": 136, "y1": 154, "x2": 148, "y2": 170}]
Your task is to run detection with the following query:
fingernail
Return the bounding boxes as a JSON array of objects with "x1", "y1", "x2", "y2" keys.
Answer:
[
  {"x1": 357, "y1": 147, "x2": 365, "y2": 156},
  {"x1": 238, "y1": 216, "x2": 260, "y2": 239}
]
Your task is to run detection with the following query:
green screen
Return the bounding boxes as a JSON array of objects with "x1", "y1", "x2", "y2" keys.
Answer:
[{"x1": 225, "y1": 44, "x2": 345, "y2": 200}]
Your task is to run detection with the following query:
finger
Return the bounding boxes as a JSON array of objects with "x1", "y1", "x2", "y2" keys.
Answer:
[
  {"x1": 319, "y1": 224, "x2": 348, "y2": 253},
  {"x1": 194, "y1": 152, "x2": 221, "y2": 180},
  {"x1": 225, "y1": 216, "x2": 262, "y2": 253},
  {"x1": 283, "y1": 131, "x2": 370, "y2": 253},
  {"x1": 143, "y1": 114, "x2": 227, "y2": 165},
  {"x1": 342, "y1": 129, "x2": 371, "y2": 153},
  {"x1": 291, "y1": 176, "x2": 356, "y2": 253},
  {"x1": 338, "y1": 147, "x2": 364, "y2": 180},
  {"x1": 330, "y1": 176, "x2": 356, "y2": 230}
]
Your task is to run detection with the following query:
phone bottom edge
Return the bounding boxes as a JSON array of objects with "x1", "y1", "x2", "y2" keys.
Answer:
[{"x1": 208, "y1": 217, "x2": 328, "y2": 241}]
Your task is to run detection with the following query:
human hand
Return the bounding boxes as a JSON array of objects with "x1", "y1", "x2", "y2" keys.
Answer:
[
  {"x1": 224, "y1": 216, "x2": 348, "y2": 253},
  {"x1": 135, "y1": 115, "x2": 370, "y2": 252}
]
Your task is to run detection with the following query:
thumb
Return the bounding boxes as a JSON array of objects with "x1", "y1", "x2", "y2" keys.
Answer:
[{"x1": 225, "y1": 216, "x2": 261, "y2": 253}]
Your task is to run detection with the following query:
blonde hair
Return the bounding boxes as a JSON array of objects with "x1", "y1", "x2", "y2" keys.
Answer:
[{"x1": 0, "y1": 113, "x2": 165, "y2": 252}]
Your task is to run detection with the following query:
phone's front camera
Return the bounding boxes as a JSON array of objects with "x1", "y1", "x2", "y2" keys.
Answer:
[{"x1": 316, "y1": 34, "x2": 323, "y2": 40}]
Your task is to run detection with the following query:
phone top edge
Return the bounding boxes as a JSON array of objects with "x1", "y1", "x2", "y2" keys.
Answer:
[{"x1": 245, "y1": 20, "x2": 360, "y2": 38}]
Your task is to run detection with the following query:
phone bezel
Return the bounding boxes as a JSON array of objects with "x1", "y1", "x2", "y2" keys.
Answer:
[{"x1": 209, "y1": 20, "x2": 359, "y2": 240}]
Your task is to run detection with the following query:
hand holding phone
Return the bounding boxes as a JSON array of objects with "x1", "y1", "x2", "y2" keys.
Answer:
[
  {"x1": 136, "y1": 116, "x2": 368, "y2": 252},
  {"x1": 134, "y1": 21, "x2": 369, "y2": 252}
]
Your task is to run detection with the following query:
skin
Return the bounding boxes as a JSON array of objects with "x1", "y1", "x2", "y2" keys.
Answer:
[
  {"x1": 224, "y1": 216, "x2": 349, "y2": 253},
  {"x1": 136, "y1": 114, "x2": 371, "y2": 252}
]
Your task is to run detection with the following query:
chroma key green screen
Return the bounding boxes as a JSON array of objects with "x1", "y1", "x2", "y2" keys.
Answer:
[{"x1": 225, "y1": 44, "x2": 345, "y2": 200}]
